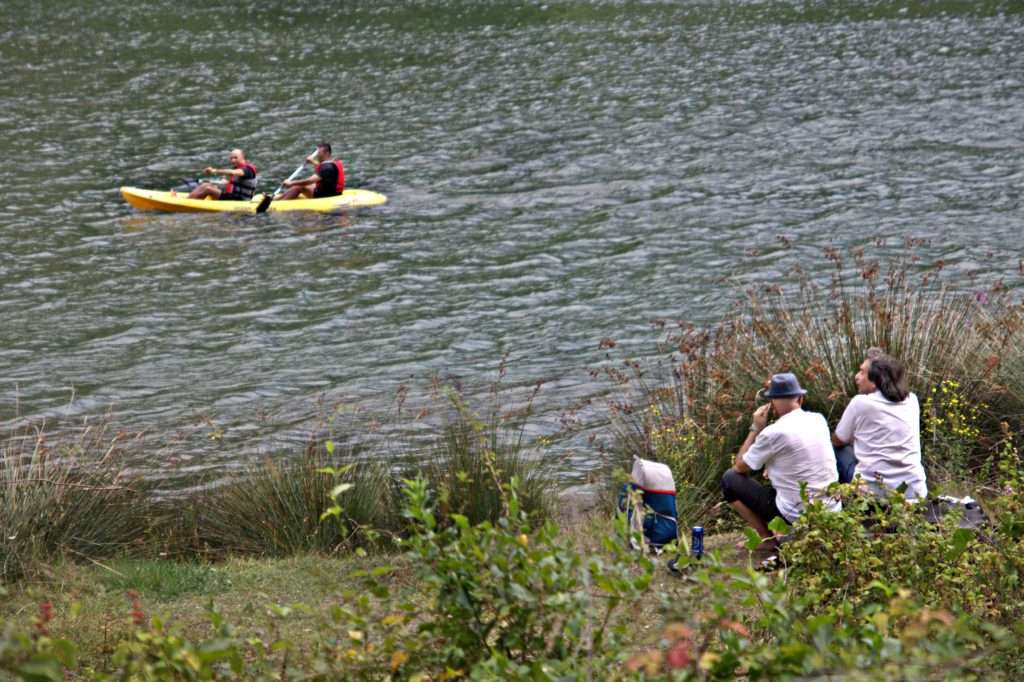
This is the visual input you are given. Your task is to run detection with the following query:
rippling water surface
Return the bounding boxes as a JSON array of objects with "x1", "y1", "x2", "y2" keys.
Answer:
[{"x1": 1, "y1": 0, "x2": 1022, "y2": 479}]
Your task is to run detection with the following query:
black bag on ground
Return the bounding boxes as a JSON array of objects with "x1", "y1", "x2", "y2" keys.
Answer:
[{"x1": 922, "y1": 495, "x2": 987, "y2": 530}]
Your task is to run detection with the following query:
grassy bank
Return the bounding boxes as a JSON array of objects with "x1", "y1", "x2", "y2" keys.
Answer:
[
  {"x1": 1, "y1": 388, "x2": 557, "y2": 584},
  {"x1": 2, "y1": 510, "x2": 739, "y2": 677},
  {"x1": 3, "y1": 477, "x2": 1022, "y2": 679},
  {"x1": 1, "y1": 554, "x2": 403, "y2": 674},
  {"x1": 3, "y1": 255, "x2": 1024, "y2": 678}
]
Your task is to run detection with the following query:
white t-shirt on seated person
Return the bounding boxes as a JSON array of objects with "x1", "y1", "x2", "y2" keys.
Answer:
[
  {"x1": 834, "y1": 390, "x2": 927, "y2": 499},
  {"x1": 742, "y1": 408, "x2": 841, "y2": 523}
]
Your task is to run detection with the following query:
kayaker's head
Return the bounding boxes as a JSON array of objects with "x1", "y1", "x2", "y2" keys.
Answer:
[
  {"x1": 315, "y1": 141, "x2": 332, "y2": 162},
  {"x1": 228, "y1": 149, "x2": 246, "y2": 168}
]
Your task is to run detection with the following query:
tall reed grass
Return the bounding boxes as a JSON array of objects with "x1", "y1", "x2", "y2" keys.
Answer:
[
  {"x1": 176, "y1": 382, "x2": 556, "y2": 558},
  {"x1": 0, "y1": 424, "x2": 153, "y2": 583},
  {"x1": 420, "y1": 388, "x2": 555, "y2": 526},
  {"x1": 1, "y1": 381, "x2": 558, "y2": 579},
  {"x1": 607, "y1": 253, "x2": 1024, "y2": 520},
  {"x1": 192, "y1": 445, "x2": 400, "y2": 557}
]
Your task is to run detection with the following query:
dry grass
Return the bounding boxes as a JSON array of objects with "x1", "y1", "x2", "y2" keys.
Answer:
[
  {"x1": 0, "y1": 423, "x2": 155, "y2": 583},
  {"x1": 188, "y1": 446, "x2": 400, "y2": 558}
]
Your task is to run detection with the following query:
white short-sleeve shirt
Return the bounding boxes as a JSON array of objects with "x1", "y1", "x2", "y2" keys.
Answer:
[
  {"x1": 834, "y1": 391, "x2": 927, "y2": 499},
  {"x1": 742, "y1": 408, "x2": 840, "y2": 522}
]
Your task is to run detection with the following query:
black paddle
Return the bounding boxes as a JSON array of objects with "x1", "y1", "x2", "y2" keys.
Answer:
[
  {"x1": 255, "y1": 192, "x2": 274, "y2": 213},
  {"x1": 255, "y1": 151, "x2": 316, "y2": 214}
]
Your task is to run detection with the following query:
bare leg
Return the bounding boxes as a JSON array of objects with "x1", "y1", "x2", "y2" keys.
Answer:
[
  {"x1": 276, "y1": 186, "x2": 315, "y2": 200},
  {"x1": 730, "y1": 500, "x2": 773, "y2": 540},
  {"x1": 188, "y1": 183, "x2": 222, "y2": 200}
]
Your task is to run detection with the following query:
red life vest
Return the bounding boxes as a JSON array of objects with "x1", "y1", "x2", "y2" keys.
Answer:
[
  {"x1": 225, "y1": 162, "x2": 258, "y2": 198},
  {"x1": 315, "y1": 159, "x2": 345, "y2": 195}
]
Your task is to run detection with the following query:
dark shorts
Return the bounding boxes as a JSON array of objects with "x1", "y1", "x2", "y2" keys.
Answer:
[
  {"x1": 313, "y1": 187, "x2": 340, "y2": 199},
  {"x1": 218, "y1": 191, "x2": 248, "y2": 201},
  {"x1": 721, "y1": 469, "x2": 786, "y2": 525}
]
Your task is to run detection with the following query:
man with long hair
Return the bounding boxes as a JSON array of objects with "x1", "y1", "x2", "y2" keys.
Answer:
[{"x1": 832, "y1": 349, "x2": 927, "y2": 499}]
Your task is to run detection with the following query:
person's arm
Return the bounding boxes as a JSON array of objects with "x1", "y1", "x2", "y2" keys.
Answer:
[
  {"x1": 282, "y1": 153, "x2": 320, "y2": 187},
  {"x1": 284, "y1": 173, "x2": 321, "y2": 188},
  {"x1": 204, "y1": 166, "x2": 247, "y2": 178},
  {"x1": 733, "y1": 403, "x2": 770, "y2": 475},
  {"x1": 733, "y1": 436, "x2": 755, "y2": 474},
  {"x1": 833, "y1": 397, "x2": 858, "y2": 448}
]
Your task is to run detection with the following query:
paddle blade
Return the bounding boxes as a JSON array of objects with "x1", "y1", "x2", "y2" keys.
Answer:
[{"x1": 255, "y1": 193, "x2": 273, "y2": 214}]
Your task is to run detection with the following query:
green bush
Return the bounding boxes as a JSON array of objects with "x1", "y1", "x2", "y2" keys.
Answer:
[
  {"x1": 103, "y1": 606, "x2": 252, "y2": 681},
  {"x1": 773, "y1": 481, "x2": 1024, "y2": 676},
  {"x1": 637, "y1": 553, "x2": 1010, "y2": 680},
  {"x1": 400, "y1": 477, "x2": 652, "y2": 673},
  {"x1": 307, "y1": 475, "x2": 656, "y2": 678},
  {"x1": 783, "y1": 488, "x2": 1000, "y2": 614}
]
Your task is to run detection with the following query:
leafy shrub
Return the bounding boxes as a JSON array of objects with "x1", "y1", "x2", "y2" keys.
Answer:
[
  {"x1": 783, "y1": 487, "x2": 999, "y2": 614},
  {"x1": 639, "y1": 553, "x2": 1010, "y2": 681},
  {"x1": 309, "y1": 476, "x2": 656, "y2": 678},
  {"x1": 922, "y1": 378, "x2": 986, "y2": 484},
  {"x1": 105, "y1": 606, "x2": 251, "y2": 681},
  {"x1": 399, "y1": 477, "x2": 652, "y2": 674},
  {"x1": 0, "y1": 598, "x2": 78, "y2": 681},
  {"x1": 777, "y1": 482, "x2": 1024, "y2": 676}
]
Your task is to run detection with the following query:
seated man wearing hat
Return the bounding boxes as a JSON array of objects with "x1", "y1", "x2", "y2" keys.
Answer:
[{"x1": 721, "y1": 373, "x2": 841, "y2": 547}]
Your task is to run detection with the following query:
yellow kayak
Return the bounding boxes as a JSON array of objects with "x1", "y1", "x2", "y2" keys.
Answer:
[{"x1": 120, "y1": 186, "x2": 387, "y2": 213}]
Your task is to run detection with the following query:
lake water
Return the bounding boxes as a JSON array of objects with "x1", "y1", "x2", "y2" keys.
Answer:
[{"x1": 1, "y1": 0, "x2": 1022, "y2": 480}]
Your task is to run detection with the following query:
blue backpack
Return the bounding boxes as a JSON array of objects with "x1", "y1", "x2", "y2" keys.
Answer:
[{"x1": 618, "y1": 457, "x2": 679, "y2": 549}]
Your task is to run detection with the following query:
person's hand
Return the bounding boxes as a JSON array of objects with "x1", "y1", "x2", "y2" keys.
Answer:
[
  {"x1": 751, "y1": 403, "x2": 770, "y2": 432},
  {"x1": 203, "y1": 166, "x2": 215, "y2": 175},
  {"x1": 283, "y1": 179, "x2": 294, "y2": 188}
]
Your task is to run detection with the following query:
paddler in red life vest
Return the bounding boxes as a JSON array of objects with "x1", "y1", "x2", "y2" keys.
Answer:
[
  {"x1": 188, "y1": 149, "x2": 259, "y2": 201},
  {"x1": 276, "y1": 142, "x2": 345, "y2": 200}
]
